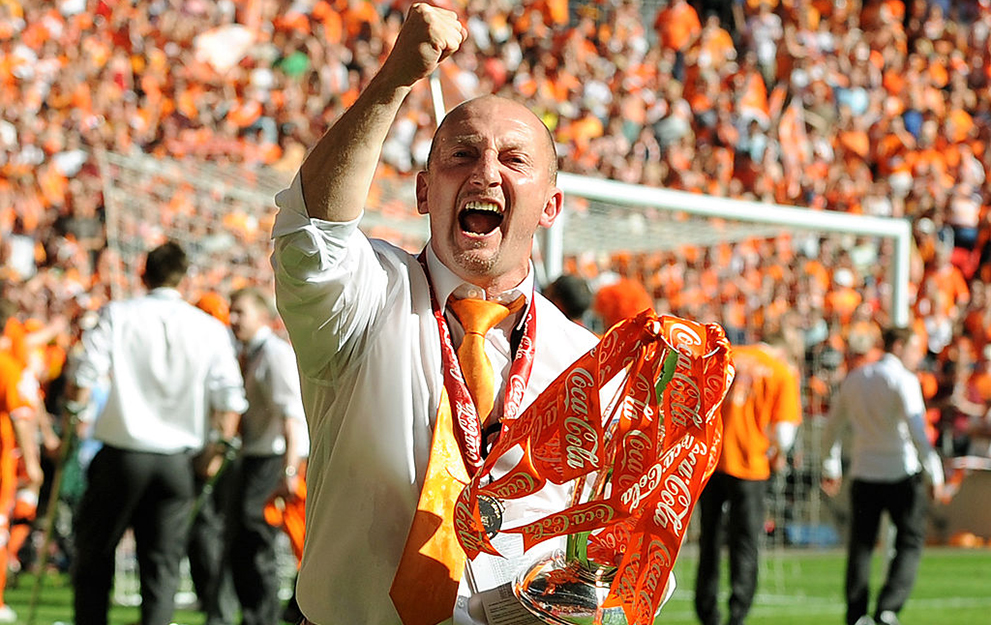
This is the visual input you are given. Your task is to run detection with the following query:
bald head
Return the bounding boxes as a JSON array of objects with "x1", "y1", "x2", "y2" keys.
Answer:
[{"x1": 427, "y1": 96, "x2": 558, "y2": 183}]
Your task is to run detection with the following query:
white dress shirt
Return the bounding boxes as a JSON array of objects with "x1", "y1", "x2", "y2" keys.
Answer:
[
  {"x1": 238, "y1": 325, "x2": 309, "y2": 457},
  {"x1": 74, "y1": 287, "x2": 248, "y2": 454},
  {"x1": 272, "y1": 175, "x2": 600, "y2": 625},
  {"x1": 823, "y1": 353, "x2": 944, "y2": 486}
]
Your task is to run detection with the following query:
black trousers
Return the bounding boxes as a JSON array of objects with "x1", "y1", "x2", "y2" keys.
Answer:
[
  {"x1": 845, "y1": 473, "x2": 928, "y2": 625},
  {"x1": 188, "y1": 471, "x2": 238, "y2": 625},
  {"x1": 695, "y1": 472, "x2": 767, "y2": 625},
  {"x1": 225, "y1": 454, "x2": 283, "y2": 625},
  {"x1": 73, "y1": 445, "x2": 195, "y2": 625}
]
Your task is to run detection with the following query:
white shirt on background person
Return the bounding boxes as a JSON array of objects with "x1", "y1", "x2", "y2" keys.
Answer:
[
  {"x1": 238, "y1": 325, "x2": 309, "y2": 457},
  {"x1": 74, "y1": 287, "x2": 248, "y2": 453},
  {"x1": 823, "y1": 353, "x2": 944, "y2": 486}
]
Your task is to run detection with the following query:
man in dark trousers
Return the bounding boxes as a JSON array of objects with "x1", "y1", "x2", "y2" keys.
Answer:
[
  {"x1": 67, "y1": 241, "x2": 247, "y2": 625},
  {"x1": 822, "y1": 326, "x2": 946, "y2": 625},
  {"x1": 694, "y1": 333, "x2": 802, "y2": 625},
  {"x1": 226, "y1": 287, "x2": 307, "y2": 625}
]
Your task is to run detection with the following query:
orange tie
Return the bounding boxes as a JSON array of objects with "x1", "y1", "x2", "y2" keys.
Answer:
[
  {"x1": 390, "y1": 297, "x2": 523, "y2": 625},
  {"x1": 448, "y1": 297, "x2": 523, "y2": 423},
  {"x1": 390, "y1": 389, "x2": 469, "y2": 625}
]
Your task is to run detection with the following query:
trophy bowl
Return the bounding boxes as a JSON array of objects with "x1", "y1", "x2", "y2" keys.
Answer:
[{"x1": 514, "y1": 550, "x2": 638, "y2": 625}]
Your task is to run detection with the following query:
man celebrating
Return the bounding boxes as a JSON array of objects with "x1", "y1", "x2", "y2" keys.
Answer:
[{"x1": 272, "y1": 3, "x2": 598, "y2": 624}]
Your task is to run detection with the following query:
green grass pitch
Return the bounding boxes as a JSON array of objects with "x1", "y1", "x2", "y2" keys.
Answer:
[{"x1": 5, "y1": 548, "x2": 990, "y2": 624}]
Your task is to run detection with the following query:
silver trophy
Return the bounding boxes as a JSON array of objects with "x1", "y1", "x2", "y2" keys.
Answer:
[{"x1": 515, "y1": 550, "x2": 632, "y2": 625}]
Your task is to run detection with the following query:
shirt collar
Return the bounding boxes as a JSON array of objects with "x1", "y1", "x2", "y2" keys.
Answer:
[
  {"x1": 424, "y1": 245, "x2": 533, "y2": 312},
  {"x1": 148, "y1": 287, "x2": 183, "y2": 300},
  {"x1": 880, "y1": 352, "x2": 902, "y2": 367},
  {"x1": 244, "y1": 325, "x2": 273, "y2": 351}
]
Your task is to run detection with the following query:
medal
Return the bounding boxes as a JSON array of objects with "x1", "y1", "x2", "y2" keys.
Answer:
[{"x1": 476, "y1": 493, "x2": 504, "y2": 537}]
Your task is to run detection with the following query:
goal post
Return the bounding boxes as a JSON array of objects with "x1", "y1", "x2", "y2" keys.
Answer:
[
  {"x1": 549, "y1": 172, "x2": 913, "y2": 326},
  {"x1": 98, "y1": 145, "x2": 912, "y2": 330}
]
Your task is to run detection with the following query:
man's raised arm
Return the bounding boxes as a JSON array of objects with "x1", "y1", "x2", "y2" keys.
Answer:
[{"x1": 299, "y1": 3, "x2": 466, "y2": 222}]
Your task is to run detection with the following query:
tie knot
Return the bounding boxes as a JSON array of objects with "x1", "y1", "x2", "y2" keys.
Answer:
[{"x1": 448, "y1": 296, "x2": 523, "y2": 336}]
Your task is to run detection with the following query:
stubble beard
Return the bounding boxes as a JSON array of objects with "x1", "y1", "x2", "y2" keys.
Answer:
[{"x1": 453, "y1": 243, "x2": 499, "y2": 277}]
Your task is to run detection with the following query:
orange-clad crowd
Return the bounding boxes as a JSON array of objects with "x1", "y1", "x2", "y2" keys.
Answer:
[{"x1": 2, "y1": 0, "x2": 991, "y2": 588}]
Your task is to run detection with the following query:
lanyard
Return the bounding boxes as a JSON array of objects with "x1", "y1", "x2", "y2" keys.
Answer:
[{"x1": 419, "y1": 256, "x2": 537, "y2": 474}]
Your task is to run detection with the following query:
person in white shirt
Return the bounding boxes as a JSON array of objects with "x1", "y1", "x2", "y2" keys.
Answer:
[
  {"x1": 271, "y1": 4, "x2": 601, "y2": 624},
  {"x1": 226, "y1": 287, "x2": 308, "y2": 625},
  {"x1": 67, "y1": 241, "x2": 247, "y2": 625},
  {"x1": 821, "y1": 326, "x2": 946, "y2": 625}
]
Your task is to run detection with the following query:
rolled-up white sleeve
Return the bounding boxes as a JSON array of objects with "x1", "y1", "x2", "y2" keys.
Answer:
[
  {"x1": 207, "y1": 333, "x2": 248, "y2": 415},
  {"x1": 271, "y1": 173, "x2": 390, "y2": 378}
]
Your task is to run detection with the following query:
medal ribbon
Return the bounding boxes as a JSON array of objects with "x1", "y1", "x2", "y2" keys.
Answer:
[{"x1": 419, "y1": 256, "x2": 537, "y2": 474}]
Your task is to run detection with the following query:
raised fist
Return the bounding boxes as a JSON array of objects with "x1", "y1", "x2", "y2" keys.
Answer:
[{"x1": 382, "y1": 3, "x2": 467, "y2": 87}]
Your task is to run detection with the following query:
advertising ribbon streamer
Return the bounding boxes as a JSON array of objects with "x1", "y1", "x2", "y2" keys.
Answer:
[{"x1": 455, "y1": 311, "x2": 734, "y2": 623}]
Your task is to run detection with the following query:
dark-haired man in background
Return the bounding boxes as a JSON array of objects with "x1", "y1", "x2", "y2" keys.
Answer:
[
  {"x1": 543, "y1": 273, "x2": 593, "y2": 325},
  {"x1": 66, "y1": 241, "x2": 247, "y2": 625},
  {"x1": 822, "y1": 326, "x2": 946, "y2": 625}
]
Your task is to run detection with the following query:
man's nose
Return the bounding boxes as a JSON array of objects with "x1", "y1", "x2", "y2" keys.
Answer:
[{"x1": 468, "y1": 151, "x2": 500, "y2": 187}]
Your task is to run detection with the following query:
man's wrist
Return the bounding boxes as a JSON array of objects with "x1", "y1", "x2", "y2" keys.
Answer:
[{"x1": 208, "y1": 430, "x2": 241, "y2": 451}]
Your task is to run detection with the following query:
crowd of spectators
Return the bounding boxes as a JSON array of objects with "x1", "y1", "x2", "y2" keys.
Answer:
[{"x1": 2, "y1": 0, "x2": 991, "y2": 500}]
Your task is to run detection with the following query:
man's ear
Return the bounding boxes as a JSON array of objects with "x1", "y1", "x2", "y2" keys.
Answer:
[
  {"x1": 415, "y1": 171, "x2": 429, "y2": 215},
  {"x1": 538, "y1": 186, "x2": 564, "y2": 228}
]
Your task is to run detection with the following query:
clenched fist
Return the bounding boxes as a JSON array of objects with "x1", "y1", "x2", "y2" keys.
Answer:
[{"x1": 381, "y1": 3, "x2": 468, "y2": 88}]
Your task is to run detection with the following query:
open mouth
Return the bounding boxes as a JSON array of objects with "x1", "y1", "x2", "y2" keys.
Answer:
[{"x1": 459, "y1": 200, "x2": 504, "y2": 236}]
